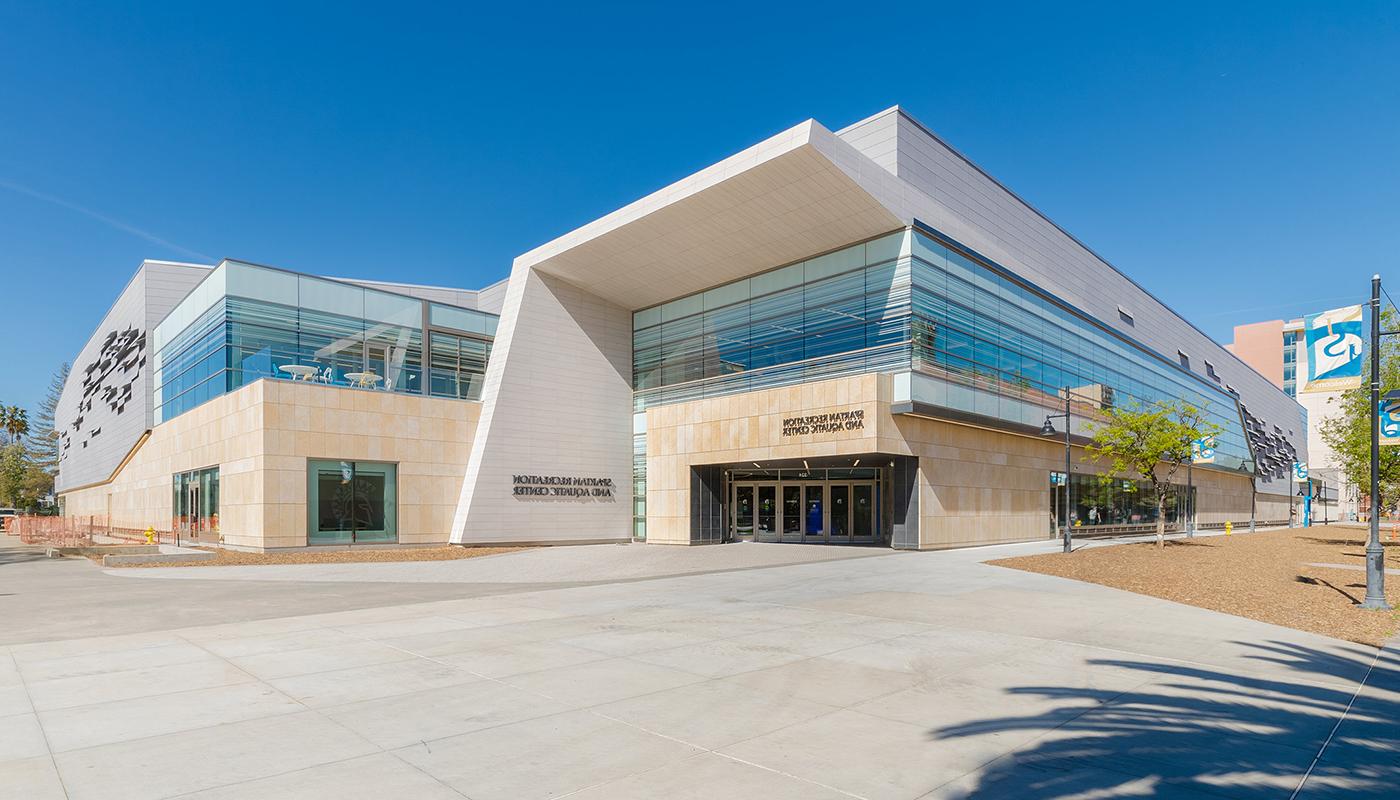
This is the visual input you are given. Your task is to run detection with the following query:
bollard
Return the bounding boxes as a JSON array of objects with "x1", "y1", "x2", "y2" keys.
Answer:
[{"x1": 1225, "y1": 521, "x2": 1233, "y2": 536}]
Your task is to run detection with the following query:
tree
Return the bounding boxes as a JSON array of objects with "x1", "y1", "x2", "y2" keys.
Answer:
[
  {"x1": 26, "y1": 362, "x2": 70, "y2": 481},
  {"x1": 1319, "y1": 307, "x2": 1400, "y2": 513},
  {"x1": 0, "y1": 443, "x2": 28, "y2": 509},
  {"x1": 1, "y1": 405, "x2": 29, "y2": 446},
  {"x1": 1085, "y1": 399, "x2": 1222, "y2": 548}
]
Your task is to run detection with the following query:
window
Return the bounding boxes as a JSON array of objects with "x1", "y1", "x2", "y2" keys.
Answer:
[
  {"x1": 1205, "y1": 361, "x2": 1219, "y2": 381},
  {"x1": 1178, "y1": 350, "x2": 1190, "y2": 369},
  {"x1": 429, "y1": 332, "x2": 491, "y2": 400},
  {"x1": 307, "y1": 460, "x2": 397, "y2": 544},
  {"x1": 1117, "y1": 306, "x2": 1134, "y2": 325}
]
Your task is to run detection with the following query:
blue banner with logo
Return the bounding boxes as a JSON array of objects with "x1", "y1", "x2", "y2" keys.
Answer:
[
  {"x1": 1382, "y1": 398, "x2": 1400, "y2": 447},
  {"x1": 1302, "y1": 305, "x2": 1364, "y2": 393}
]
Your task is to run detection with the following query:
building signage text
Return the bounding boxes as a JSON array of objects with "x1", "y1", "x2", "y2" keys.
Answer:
[
  {"x1": 512, "y1": 474, "x2": 615, "y2": 498},
  {"x1": 781, "y1": 409, "x2": 865, "y2": 437}
]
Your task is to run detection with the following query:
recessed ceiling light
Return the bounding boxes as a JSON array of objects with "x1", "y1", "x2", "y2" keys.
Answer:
[{"x1": 852, "y1": 459, "x2": 860, "y2": 467}]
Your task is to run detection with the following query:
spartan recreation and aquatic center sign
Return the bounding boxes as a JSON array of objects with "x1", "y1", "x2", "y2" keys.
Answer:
[
  {"x1": 512, "y1": 474, "x2": 616, "y2": 499},
  {"x1": 781, "y1": 408, "x2": 865, "y2": 437}
]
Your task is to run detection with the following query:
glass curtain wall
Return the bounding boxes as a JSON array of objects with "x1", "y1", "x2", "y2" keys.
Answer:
[
  {"x1": 154, "y1": 262, "x2": 496, "y2": 422},
  {"x1": 307, "y1": 460, "x2": 398, "y2": 544},
  {"x1": 632, "y1": 231, "x2": 909, "y2": 411},
  {"x1": 906, "y1": 231, "x2": 1253, "y2": 471}
]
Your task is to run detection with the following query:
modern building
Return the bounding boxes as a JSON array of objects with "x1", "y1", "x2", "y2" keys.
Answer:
[
  {"x1": 57, "y1": 106, "x2": 1308, "y2": 550},
  {"x1": 1227, "y1": 315, "x2": 1352, "y2": 521}
]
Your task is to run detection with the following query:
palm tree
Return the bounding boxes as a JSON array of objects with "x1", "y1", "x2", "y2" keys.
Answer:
[{"x1": 2, "y1": 406, "x2": 28, "y2": 446}]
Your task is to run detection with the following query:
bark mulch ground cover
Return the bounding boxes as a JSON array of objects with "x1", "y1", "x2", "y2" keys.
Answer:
[
  {"x1": 990, "y1": 525, "x2": 1400, "y2": 647},
  {"x1": 106, "y1": 545, "x2": 531, "y2": 568}
]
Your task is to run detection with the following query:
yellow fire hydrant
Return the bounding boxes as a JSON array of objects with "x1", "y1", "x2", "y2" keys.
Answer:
[
  {"x1": 144, "y1": 526, "x2": 155, "y2": 544},
  {"x1": 1225, "y1": 521, "x2": 1233, "y2": 536}
]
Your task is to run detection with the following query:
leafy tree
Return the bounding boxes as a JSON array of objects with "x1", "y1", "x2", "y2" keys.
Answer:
[
  {"x1": 1085, "y1": 399, "x2": 1222, "y2": 547},
  {"x1": 26, "y1": 362, "x2": 70, "y2": 482},
  {"x1": 1319, "y1": 307, "x2": 1400, "y2": 513},
  {"x1": 0, "y1": 443, "x2": 28, "y2": 509},
  {"x1": 1, "y1": 405, "x2": 28, "y2": 446}
]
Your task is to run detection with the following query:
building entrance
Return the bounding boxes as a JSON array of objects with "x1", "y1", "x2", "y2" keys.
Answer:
[{"x1": 728, "y1": 465, "x2": 881, "y2": 545}]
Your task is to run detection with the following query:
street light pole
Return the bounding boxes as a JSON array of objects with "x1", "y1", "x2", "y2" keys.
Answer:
[
  {"x1": 1186, "y1": 457, "x2": 1194, "y2": 538},
  {"x1": 1040, "y1": 387, "x2": 1073, "y2": 554},
  {"x1": 1364, "y1": 274, "x2": 1391, "y2": 610},
  {"x1": 1063, "y1": 389, "x2": 1071, "y2": 554}
]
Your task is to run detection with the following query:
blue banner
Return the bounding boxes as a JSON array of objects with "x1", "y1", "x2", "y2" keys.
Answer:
[{"x1": 1302, "y1": 305, "x2": 1364, "y2": 393}]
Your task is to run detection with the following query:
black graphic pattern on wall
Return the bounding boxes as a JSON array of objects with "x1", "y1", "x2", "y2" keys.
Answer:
[
  {"x1": 60, "y1": 326, "x2": 146, "y2": 461},
  {"x1": 1238, "y1": 403, "x2": 1297, "y2": 482}
]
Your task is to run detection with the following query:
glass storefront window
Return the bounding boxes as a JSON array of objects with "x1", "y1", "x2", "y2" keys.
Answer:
[
  {"x1": 307, "y1": 460, "x2": 397, "y2": 544},
  {"x1": 1049, "y1": 472, "x2": 1191, "y2": 531}
]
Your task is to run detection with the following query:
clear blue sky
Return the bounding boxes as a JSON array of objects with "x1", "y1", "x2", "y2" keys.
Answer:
[{"x1": 2, "y1": 1, "x2": 1398, "y2": 413}]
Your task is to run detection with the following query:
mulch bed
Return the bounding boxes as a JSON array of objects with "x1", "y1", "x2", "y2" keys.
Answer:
[
  {"x1": 103, "y1": 545, "x2": 531, "y2": 568},
  {"x1": 990, "y1": 525, "x2": 1400, "y2": 647}
]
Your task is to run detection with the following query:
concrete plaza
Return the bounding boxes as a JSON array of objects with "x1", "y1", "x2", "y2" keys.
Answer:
[{"x1": 1, "y1": 535, "x2": 1396, "y2": 799}]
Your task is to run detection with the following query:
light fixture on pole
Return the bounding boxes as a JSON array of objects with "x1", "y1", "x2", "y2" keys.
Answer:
[{"x1": 1041, "y1": 386, "x2": 1073, "y2": 554}]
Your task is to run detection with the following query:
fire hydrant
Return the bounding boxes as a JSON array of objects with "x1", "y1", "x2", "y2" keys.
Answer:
[
  {"x1": 1225, "y1": 521, "x2": 1233, "y2": 536},
  {"x1": 144, "y1": 526, "x2": 155, "y2": 544}
]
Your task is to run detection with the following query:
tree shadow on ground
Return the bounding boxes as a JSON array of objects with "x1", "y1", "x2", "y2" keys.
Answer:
[{"x1": 931, "y1": 640, "x2": 1400, "y2": 799}]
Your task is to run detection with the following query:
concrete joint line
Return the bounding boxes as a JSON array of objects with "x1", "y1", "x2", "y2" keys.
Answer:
[{"x1": 1288, "y1": 646, "x2": 1383, "y2": 800}]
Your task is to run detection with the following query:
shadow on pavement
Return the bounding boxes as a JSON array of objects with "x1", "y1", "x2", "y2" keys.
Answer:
[
  {"x1": 932, "y1": 640, "x2": 1400, "y2": 799},
  {"x1": 0, "y1": 545, "x2": 51, "y2": 567}
]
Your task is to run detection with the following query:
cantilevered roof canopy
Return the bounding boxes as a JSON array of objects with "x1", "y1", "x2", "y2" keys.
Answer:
[{"x1": 516, "y1": 119, "x2": 906, "y2": 310}]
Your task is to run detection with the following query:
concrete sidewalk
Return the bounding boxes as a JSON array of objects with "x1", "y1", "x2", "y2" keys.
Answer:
[{"x1": 2, "y1": 531, "x2": 1395, "y2": 798}]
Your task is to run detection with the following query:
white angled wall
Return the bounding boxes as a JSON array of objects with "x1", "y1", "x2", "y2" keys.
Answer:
[{"x1": 450, "y1": 266, "x2": 633, "y2": 544}]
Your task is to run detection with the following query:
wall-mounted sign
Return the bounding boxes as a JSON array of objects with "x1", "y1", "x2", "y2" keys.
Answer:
[
  {"x1": 781, "y1": 409, "x2": 865, "y2": 437},
  {"x1": 1293, "y1": 462, "x2": 1309, "y2": 481},
  {"x1": 512, "y1": 474, "x2": 615, "y2": 499},
  {"x1": 1302, "y1": 305, "x2": 1364, "y2": 394}
]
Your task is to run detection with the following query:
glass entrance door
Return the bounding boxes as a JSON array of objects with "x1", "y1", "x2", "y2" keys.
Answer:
[
  {"x1": 829, "y1": 484, "x2": 851, "y2": 544},
  {"x1": 755, "y1": 484, "x2": 778, "y2": 542},
  {"x1": 728, "y1": 478, "x2": 879, "y2": 545},
  {"x1": 733, "y1": 485, "x2": 755, "y2": 539},
  {"x1": 852, "y1": 483, "x2": 876, "y2": 544},
  {"x1": 803, "y1": 484, "x2": 825, "y2": 542},
  {"x1": 782, "y1": 485, "x2": 802, "y2": 542}
]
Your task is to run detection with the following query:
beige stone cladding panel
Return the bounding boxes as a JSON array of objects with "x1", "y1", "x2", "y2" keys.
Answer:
[
  {"x1": 644, "y1": 374, "x2": 895, "y2": 545},
  {"x1": 60, "y1": 379, "x2": 479, "y2": 551},
  {"x1": 896, "y1": 415, "x2": 1056, "y2": 550},
  {"x1": 260, "y1": 381, "x2": 479, "y2": 548},
  {"x1": 898, "y1": 415, "x2": 1266, "y2": 550},
  {"x1": 59, "y1": 381, "x2": 268, "y2": 545},
  {"x1": 1192, "y1": 467, "x2": 1277, "y2": 527}
]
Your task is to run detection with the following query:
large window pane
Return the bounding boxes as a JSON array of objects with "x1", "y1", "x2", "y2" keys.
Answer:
[{"x1": 307, "y1": 460, "x2": 397, "y2": 544}]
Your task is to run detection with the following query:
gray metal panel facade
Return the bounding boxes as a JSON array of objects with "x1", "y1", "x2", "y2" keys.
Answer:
[
  {"x1": 55, "y1": 261, "x2": 211, "y2": 493},
  {"x1": 836, "y1": 108, "x2": 1305, "y2": 494}
]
